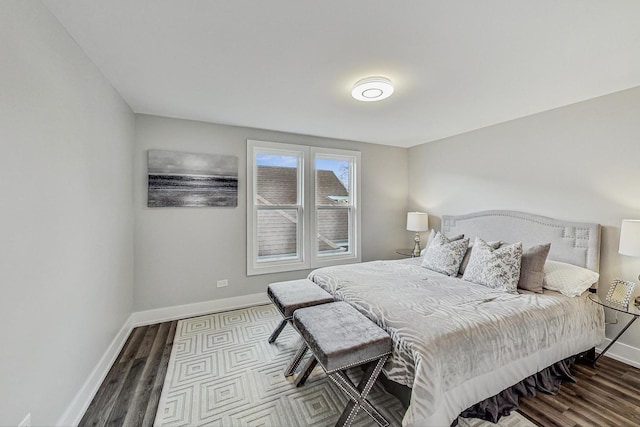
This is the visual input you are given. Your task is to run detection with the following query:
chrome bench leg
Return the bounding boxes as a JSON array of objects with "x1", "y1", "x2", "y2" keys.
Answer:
[
  {"x1": 329, "y1": 356, "x2": 390, "y2": 427},
  {"x1": 268, "y1": 318, "x2": 288, "y2": 344},
  {"x1": 295, "y1": 355, "x2": 318, "y2": 387},
  {"x1": 284, "y1": 342, "x2": 308, "y2": 377}
]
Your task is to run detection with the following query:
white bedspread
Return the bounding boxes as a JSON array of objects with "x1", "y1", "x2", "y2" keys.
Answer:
[{"x1": 308, "y1": 258, "x2": 605, "y2": 426}]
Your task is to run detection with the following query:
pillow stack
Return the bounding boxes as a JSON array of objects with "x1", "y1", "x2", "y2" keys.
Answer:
[{"x1": 420, "y1": 231, "x2": 598, "y2": 296}]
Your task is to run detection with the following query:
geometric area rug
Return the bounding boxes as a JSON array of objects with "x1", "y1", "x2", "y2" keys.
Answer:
[{"x1": 154, "y1": 304, "x2": 535, "y2": 427}]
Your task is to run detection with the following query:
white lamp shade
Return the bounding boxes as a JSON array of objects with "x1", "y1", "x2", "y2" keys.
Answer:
[
  {"x1": 407, "y1": 212, "x2": 429, "y2": 232},
  {"x1": 619, "y1": 220, "x2": 640, "y2": 256}
]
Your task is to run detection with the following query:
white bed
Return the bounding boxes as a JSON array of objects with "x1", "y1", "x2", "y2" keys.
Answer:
[{"x1": 308, "y1": 210, "x2": 606, "y2": 426}]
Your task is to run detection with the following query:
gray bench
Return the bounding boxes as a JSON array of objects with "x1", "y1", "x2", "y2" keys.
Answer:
[
  {"x1": 289, "y1": 301, "x2": 392, "y2": 427},
  {"x1": 266, "y1": 279, "x2": 333, "y2": 344}
]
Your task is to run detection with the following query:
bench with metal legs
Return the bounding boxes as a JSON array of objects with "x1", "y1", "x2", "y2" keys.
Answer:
[{"x1": 289, "y1": 301, "x2": 392, "y2": 427}]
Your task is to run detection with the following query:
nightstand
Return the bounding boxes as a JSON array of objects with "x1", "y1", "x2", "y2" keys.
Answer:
[
  {"x1": 396, "y1": 248, "x2": 419, "y2": 258},
  {"x1": 588, "y1": 293, "x2": 640, "y2": 366}
]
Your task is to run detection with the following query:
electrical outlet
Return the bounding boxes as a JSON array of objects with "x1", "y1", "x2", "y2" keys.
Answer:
[
  {"x1": 216, "y1": 279, "x2": 228, "y2": 288},
  {"x1": 18, "y1": 413, "x2": 31, "y2": 427}
]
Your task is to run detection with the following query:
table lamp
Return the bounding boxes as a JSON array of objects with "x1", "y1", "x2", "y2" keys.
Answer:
[
  {"x1": 619, "y1": 219, "x2": 640, "y2": 279},
  {"x1": 407, "y1": 212, "x2": 429, "y2": 257}
]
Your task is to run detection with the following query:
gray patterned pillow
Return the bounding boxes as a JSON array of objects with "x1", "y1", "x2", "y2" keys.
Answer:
[
  {"x1": 462, "y1": 237, "x2": 523, "y2": 293},
  {"x1": 421, "y1": 232, "x2": 470, "y2": 276},
  {"x1": 420, "y1": 230, "x2": 464, "y2": 256},
  {"x1": 458, "y1": 240, "x2": 502, "y2": 276}
]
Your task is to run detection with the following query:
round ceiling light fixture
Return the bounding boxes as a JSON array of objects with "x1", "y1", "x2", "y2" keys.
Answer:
[{"x1": 351, "y1": 76, "x2": 394, "y2": 102}]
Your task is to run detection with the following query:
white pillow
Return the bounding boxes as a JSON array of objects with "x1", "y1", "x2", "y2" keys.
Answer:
[
  {"x1": 420, "y1": 229, "x2": 436, "y2": 256},
  {"x1": 462, "y1": 238, "x2": 523, "y2": 293},
  {"x1": 542, "y1": 260, "x2": 600, "y2": 297}
]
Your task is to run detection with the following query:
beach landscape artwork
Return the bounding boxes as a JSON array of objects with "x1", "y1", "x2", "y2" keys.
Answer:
[{"x1": 147, "y1": 149, "x2": 238, "y2": 207}]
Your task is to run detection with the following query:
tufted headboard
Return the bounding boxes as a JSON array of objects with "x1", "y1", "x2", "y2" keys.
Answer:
[{"x1": 442, "y1": 210, "x2": 601, "y2": 277}]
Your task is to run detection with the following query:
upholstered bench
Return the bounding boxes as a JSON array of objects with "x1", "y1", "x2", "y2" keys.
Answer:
[
  {"x1": 289, "y1": 301, "x2": 392, "y2": 427},
  {"x1": 266, "y1": 278, "x2": 333, "y2": 344}
]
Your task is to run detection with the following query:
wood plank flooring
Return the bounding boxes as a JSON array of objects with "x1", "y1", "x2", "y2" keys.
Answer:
[
  {"x1": 79, "y1": 321, "x2": 177, "y2": 427},
  {"x1": 519, "y1": 355, "x2": 640, "y2": 427},
  {"x1": 80, "y1": 319, "x2": 640, "y2": 427}
]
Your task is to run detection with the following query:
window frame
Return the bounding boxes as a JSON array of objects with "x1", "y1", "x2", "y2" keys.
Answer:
[
  {"x1": 247, "y1": 140, "x2": 361, "y2": 276},
  {"x1": 310, "y1": 147, "x2": 360, "y2": 268}
]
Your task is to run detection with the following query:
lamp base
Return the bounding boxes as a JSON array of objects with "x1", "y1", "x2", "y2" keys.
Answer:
[{"x1": 412, "y1": 233, "x2": 421, "y2": 257}]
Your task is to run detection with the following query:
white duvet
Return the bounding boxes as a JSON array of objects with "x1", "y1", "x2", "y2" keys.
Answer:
[{"x1": 308, "y1": 258, "x2": 605, "y2": 426}]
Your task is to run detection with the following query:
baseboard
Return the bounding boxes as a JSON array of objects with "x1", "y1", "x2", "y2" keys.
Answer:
[
  {"x1": 596, "y1": 338, "x2": 640, "y2": 369},
  {"x1": 56, "y1": 315, "x2": 134, "y2": 426},
  {"x1": 130, "y1": 292, "x2": 270, "y2": 327},
  {"x1": 57, "y1": 292, "x2": 269, "y2": 426}
]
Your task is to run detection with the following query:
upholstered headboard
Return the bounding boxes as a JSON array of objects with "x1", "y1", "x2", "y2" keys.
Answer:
[{"x1": 442, "y1": 210, "x2": 601, "y2": 275}]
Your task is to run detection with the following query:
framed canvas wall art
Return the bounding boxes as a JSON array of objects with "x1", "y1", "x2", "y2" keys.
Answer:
[{"x1": 147, "y1": 149, "x2": 238, "y2": 207}]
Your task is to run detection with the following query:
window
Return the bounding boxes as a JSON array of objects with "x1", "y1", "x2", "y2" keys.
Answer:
[{"x1": 247, "y1": 140, "x2": 361, "y2": 275}]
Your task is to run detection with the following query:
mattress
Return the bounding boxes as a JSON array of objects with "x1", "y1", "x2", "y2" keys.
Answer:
[{"x1": 308, "y1": 257, "x2": 605, "y2": 426}]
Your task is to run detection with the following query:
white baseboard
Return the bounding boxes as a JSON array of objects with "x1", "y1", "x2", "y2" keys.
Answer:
[
  {"x1": 596, "y1": 338, "x2": 640, "y2": 369},
  {"x1": 130, "y1": 292, "x2": 270, "y2": 327},
  {"x1": 57, "y1": 315, "x2": 134, "y2": 427},
  {"x1": 57, "y1": 292, "x2": 269, "y2": 426}
]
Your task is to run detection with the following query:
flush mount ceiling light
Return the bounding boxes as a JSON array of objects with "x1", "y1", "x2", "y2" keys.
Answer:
[{"x1": 351, "y1": 76, "x2": 394, "y2": 102}]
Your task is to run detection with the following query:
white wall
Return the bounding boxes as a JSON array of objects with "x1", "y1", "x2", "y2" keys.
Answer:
[
  {"x1": 408, "y1": 86, "x2": 640, "y2": 349},
  {"x1": 0, "y1": 2, "x2": 135, "y2": 425},
  {"x1": 134, "y1": 115, "x2": 408, "y2": 311}
]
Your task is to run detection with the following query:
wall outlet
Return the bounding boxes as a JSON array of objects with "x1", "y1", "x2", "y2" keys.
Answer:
[
  {"x1": 216, "y1": 279, "x2": 228, "y2": 288},
  {"x1": 18, "y1": 413, "x2": 31, "y2": 427}
]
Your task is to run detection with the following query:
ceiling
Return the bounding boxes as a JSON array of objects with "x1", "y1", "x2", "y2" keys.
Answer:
[{"x1": 42, "y1": 1, "x2": 640, "y2": 148}]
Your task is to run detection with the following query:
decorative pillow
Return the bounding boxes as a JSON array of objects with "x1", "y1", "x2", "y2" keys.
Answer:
[
  {"x1": 458, "y1": 240, "x2": 501, "y2": 276},
  {"x1": 462, "y1": 238, "x2": 523, "y2": 293},
  {"x1": 420, "y1": 230, "x2": 464, "y2": 256},
  {"x1": 517, "y1": 243, "x2": 551, "y2": 293},
  {"x1": 421, "y1": 232, "x2": 470, "y2": 276},
  {"x1": 542, "y1": 260, "x2": 599, "y2": 297}
]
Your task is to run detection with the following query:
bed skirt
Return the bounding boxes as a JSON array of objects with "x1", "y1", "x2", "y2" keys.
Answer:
[
  {"x1": 457, "y1": 355, "x2": 577, "y2": 424},
  {"x1": 379, "y1": 351, "x2": 590, "y2": 426}
]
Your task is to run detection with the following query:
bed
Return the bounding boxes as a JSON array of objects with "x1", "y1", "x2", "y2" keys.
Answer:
[{"x1": 307, "y1": 210, "x2": 606, "y2": 427}]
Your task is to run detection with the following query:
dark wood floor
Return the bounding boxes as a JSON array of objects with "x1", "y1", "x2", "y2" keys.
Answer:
[
  {"x1": 79, "y1": 321, "x2": 178, "y2": 427},
  {"x1": 81, "y1": 320, "x2": 640, "y2": 427},
  {"x1": 519, "y1": 355, "x2": 640, "y2": 427}
]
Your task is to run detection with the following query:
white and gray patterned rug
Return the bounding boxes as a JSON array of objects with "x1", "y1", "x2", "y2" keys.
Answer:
[{"x1": 154, "y1": 304, "x2": 535, "y2": 427}]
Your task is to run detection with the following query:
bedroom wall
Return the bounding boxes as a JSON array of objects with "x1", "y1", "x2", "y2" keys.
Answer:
[
  {"x1": 133, "y1": 114, "x2": 408, "y2": 311},
  {"x1": 408, "y1": 86, "x2": 640, "y2": 351},
  {"x1": 0, "y1": 2, "x2": 135, "y2": 426}
]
